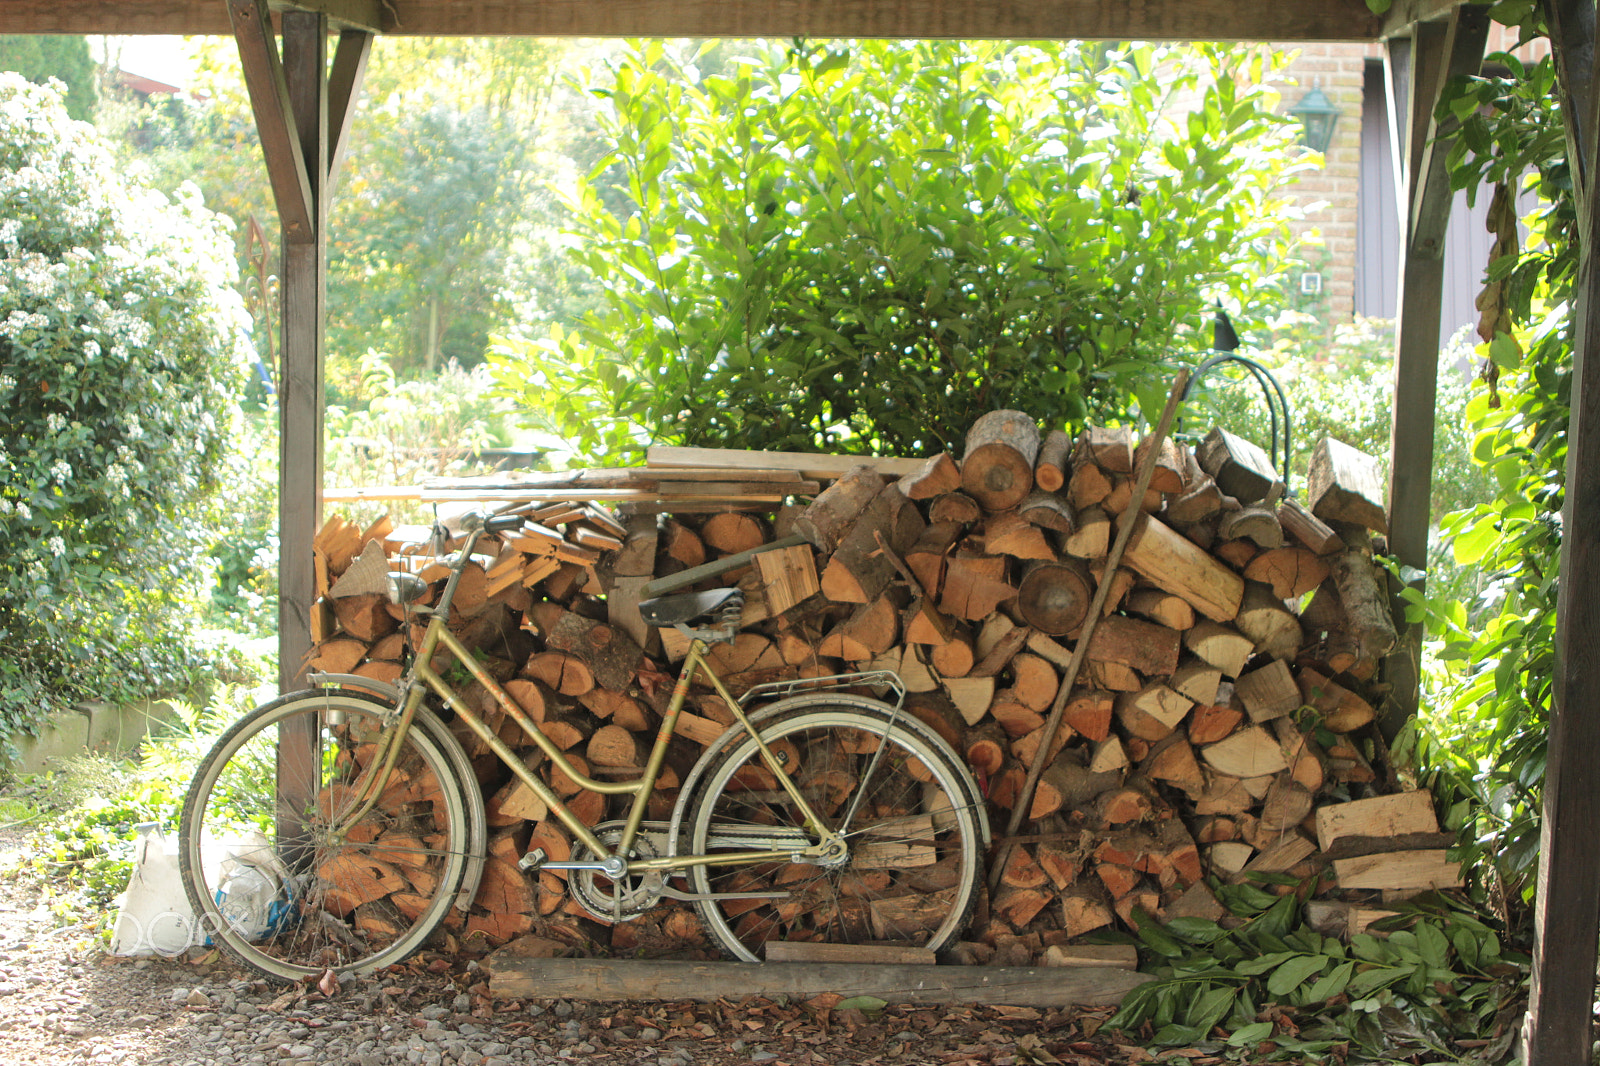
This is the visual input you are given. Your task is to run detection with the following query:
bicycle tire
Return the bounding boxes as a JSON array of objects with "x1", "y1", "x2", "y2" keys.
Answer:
[
  {"x1": 683, "y1": 696, "x2": 986, "y2": 961},
  {"x1": 178, "y1": 688, "x2": 473, "y2": 982}
]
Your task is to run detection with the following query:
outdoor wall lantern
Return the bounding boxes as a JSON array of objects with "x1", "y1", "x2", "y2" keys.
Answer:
[{"x1": 1289, "y1": 84, "x2": 1340, "y2": 153}]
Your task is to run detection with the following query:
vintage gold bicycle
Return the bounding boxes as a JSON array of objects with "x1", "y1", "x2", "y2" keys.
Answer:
[{"x1": 178, "y1": 510, "x2": 989, "y2": 982}]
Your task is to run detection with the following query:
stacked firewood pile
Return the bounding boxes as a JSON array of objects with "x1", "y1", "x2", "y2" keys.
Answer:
[{"x1": 307, "y1": 412, "x2": 1461, "y2": 962}]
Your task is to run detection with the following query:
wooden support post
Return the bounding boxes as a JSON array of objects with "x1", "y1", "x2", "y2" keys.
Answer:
[
  {"x1": 232, "y1": 4, "x2": 371, "y2": 853},
  {"x1": 1528, "y1": 4, "x2": 1600, "y2": 1061},
  {"x1": 232, "y1": 2, "x2": 370, "y2": 694},
  {"x1": 1379, "y1": 7, "x2": 1488, "y2": 742}
]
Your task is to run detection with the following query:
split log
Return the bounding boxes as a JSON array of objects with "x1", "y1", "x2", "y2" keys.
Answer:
[
  {"x1": 1234, "y1": 660, "x2": 1300, "y2": 723},
  {"x1": 1297, "y1": 667, "x2": 1376, "y2": 732},
  {"x1": 754, "y1": 544, "x2": 821, "y2": 617},
  {"x1": 1307, "y1": 437, "x2": 1389, "y2": 534},
  {"x1": 897, "y1": 453, "x2": 962, "y2": 500},
  {"x1": 819, "y1": 483, "x2": 924, "y2": 603},
  {"x1": 1217, "y1": 505, "x2": 1284, "y2": 550},
  {"x1": 1244, "y1": 546, "x2": 1331, "y2": 601},
  {"x1": 1196, "y1": 427, "x2": 1284, "y2": 506},
  {"x1": 1124, "y1": 588, "x2": 1195, "y2": 631},
  {"x1": 1060, "y1": 884, "x2": 1116, "y2": 937},
  {"x1": 1277, "y1": 497, "x2": 1344, "y2": 555},
  {"x1": 1068, "y1": 463, "x2": 1114, "y2": 511},
  {"x1": 1133, "y1": 435, "x2": 1185, "y2": 494},
  {"x1": 1186, "y1": 699, "x2": 1243, "y2": 746},
  {"x1": 1118, "y1": 512, "x2": 1244, "y2": 622},
  {"x1": 944, "y1": 676, "x2": 996, "y2": 726},
  {"x1": 1201, "y1": 726, "x2": 1289, "y2": 778},
  {"x1": 1115, "y1": 685, "x2": 1192, "y2": 742},
  {"x1": 1233, "y1": 581, "x2": 1303, "y2": 661},
  {"x1": 1008, "y1": 653, "x2": 1060, "y2": 712},
  {"x1": 794, "y1": 465, "x2": 886, "y2": 552},
  {"x1": 1017, "y1": 493, "x2": 1076, "y2": 534},
  {"x1": 1062, "y1": 689, "x2": 1115, "y2": 743},
  {"x1": 1064, "y1": 505, "x2": 1111, "y2": 559},
  {"x1": 1168, "y1": 661, "x2": 1222, "y2": 706},
  {"x1": 1314, "y1": 790, "x2": 1441, "y2": 850},
  {"x1": 1081, "y1": 427, "x2": 1134, "y2": 474},
  {"x1": 1166, "y1": 477, "x2": 1225, "y2": 528},
  {"x1": 1181, "y1": 621, "x2": 1255, "y2": 678},
  {"x1": 1087, "y1": 614, "x2": 1181, "y2": 677},
  {"x1": 983, "y1": 511, "x2": 1056, "y2": 560}
]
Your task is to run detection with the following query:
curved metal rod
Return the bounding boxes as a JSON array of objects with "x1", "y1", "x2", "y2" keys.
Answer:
[{"x1": 1180, "y1": 352, "x2": 1294, "y2": 491}]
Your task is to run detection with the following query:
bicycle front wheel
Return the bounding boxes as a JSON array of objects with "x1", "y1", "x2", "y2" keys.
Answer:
[
  {"x1": 178, "y1": 689, "x2": 473, "y2": 981},
  {"x1": 684, "y1": 697, "x2": 986, "y2": 961}
]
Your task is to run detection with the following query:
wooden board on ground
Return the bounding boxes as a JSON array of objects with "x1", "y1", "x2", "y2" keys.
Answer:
[
  {"x1": 763, "y1": 942, "x2": 936, "y2": 965},
  {"x1": 485, "y1": 956, "x2": 1153, "y2": 1007}
]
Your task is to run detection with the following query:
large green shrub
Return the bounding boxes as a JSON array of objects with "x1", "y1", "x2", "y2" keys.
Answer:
[
  {"x1": 0, "y1": 74, "x2": 251, "y2": 739},
  {"x1": 493, "y1": 40, "x2": 1309, "y2": 463}
]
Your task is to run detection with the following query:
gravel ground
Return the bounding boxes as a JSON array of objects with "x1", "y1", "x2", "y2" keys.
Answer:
[{"x1": 0, "y1": 838, "x2": 1129, "y2": 1066}]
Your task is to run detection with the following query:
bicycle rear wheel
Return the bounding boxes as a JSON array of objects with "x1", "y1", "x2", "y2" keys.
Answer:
[
  {"x1": 178, "y1": 689, "x2": 472, "y2": 982},
  {"x1": 684, "y1": 696, "x2": 986, "y2": 961}
]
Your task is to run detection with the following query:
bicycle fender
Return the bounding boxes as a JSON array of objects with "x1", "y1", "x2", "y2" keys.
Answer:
[{"x1": 307, "y1": 671, "x2": 403, "y2": 704}]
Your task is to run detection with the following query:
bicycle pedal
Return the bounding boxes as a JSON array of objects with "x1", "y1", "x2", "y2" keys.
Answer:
[{"x1": 518, "y1": 847, "x2": 548, "y2": 872}]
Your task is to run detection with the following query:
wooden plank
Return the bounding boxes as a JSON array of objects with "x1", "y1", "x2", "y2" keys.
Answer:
[
  {"x1": 4, "y1": 0, "x2": 1390, "y2": 40},
  {"x1": 1314, "y1": 790, "x2": 1439, "y2": 851},
  {"x1": 648, "y1": 445, "x2": 926, "y2": 480},
  {"x1": 485, "y1": 957, "x2": 1151, "y2": 1007},
  {"x1": 420, "y1": 488, "x2": 790, "y2": 504},
  {"x1": 1332, "y1": 849, "x2": 1463, "y2": 890}
]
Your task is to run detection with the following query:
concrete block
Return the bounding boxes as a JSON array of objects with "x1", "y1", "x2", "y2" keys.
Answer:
[
  {"x1": 10, "y1": 710, "x2": 91, "y2": 775},
  {"x1": 79, "y1": 701, "x2": 126, "y2": 753}
]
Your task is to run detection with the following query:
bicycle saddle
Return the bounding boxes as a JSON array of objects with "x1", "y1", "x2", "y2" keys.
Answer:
[{"x1": 638, "y1": 587, "x2": 743, "y2": 628}]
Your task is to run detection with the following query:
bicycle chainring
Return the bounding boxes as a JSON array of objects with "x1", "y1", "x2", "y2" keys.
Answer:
[{"x1": 570, "y1": 826, "x2": 663, "y2": 922}]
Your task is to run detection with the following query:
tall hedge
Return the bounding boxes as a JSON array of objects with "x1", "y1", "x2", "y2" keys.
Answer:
[{"x1": 0, "y1": 74, "x2": 251, "y2": 739}]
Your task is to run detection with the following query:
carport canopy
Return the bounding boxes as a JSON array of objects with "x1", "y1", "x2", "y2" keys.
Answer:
[{"x1": 4, "y1": 2, "x2": 1600, "y2": 1062}]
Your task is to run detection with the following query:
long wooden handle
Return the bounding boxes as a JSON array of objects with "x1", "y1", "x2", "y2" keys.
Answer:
[
  {"x1": 642, "y1": 533, "x2": 809, "y2": 598},
  {"x1": 987, "y1": 370, "x2": 1191, "y2": 890}
]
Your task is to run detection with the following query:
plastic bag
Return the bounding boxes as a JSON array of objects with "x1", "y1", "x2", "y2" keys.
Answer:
[{"x1": 109, "y1": 824, "x2": 199, "y2": 957}]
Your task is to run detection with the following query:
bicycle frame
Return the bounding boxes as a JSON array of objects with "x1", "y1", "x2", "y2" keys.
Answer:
[{"x1": 334, "y1": 522, "x2": 847, "y2": 879}]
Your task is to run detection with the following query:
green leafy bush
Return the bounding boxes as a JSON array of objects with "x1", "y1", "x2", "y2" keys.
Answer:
[
  {"x1": 1108, "y1": 882, "x2": 1525, "y2": 1062},
  {"x1": 0, "y1": 74, "x2": 252, "y2": 741},
  {"x1": 494, "y1": 40, "x2": 1308, "y2": 462},
  {"x1": 1392, "y1": 32, "x2": 1571, "y2": 917}
]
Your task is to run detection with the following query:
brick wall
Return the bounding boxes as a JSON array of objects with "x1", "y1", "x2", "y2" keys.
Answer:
[
  {"x1": 1274, "y1": 28, "x2": 1549, "y2": 327},
  {"x1": 1276, "y1": 45, "x2": 1369, "y2": 323}
]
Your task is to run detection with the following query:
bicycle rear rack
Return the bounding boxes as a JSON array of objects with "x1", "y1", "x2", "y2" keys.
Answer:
[{"x1": 739, "y1": 670, "x2": 908, "y2": 710}]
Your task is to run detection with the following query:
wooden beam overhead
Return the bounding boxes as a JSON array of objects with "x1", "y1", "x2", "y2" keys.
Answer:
[
  {"x1": 278, "y1": 0, "x2": 386, "y2": 33},
  {"x1": 6, "y1": 0, "x2": 1397, "y2": 40}
]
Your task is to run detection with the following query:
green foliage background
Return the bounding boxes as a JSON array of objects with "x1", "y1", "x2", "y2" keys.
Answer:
[
  {"x1": 0, "y1": 74, "x2": 252, "y2": 740},
  {"x1": 0, "y1": 36, "x2": 98, "y2": 122},
  {"x1": 494, "y1": 40, "x2": 1310, "y2": 463}
]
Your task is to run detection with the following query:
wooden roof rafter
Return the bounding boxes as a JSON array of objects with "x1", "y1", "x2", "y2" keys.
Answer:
[{"x1": 6, "y1": 0, "x2": 1414, "y2": 41}]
